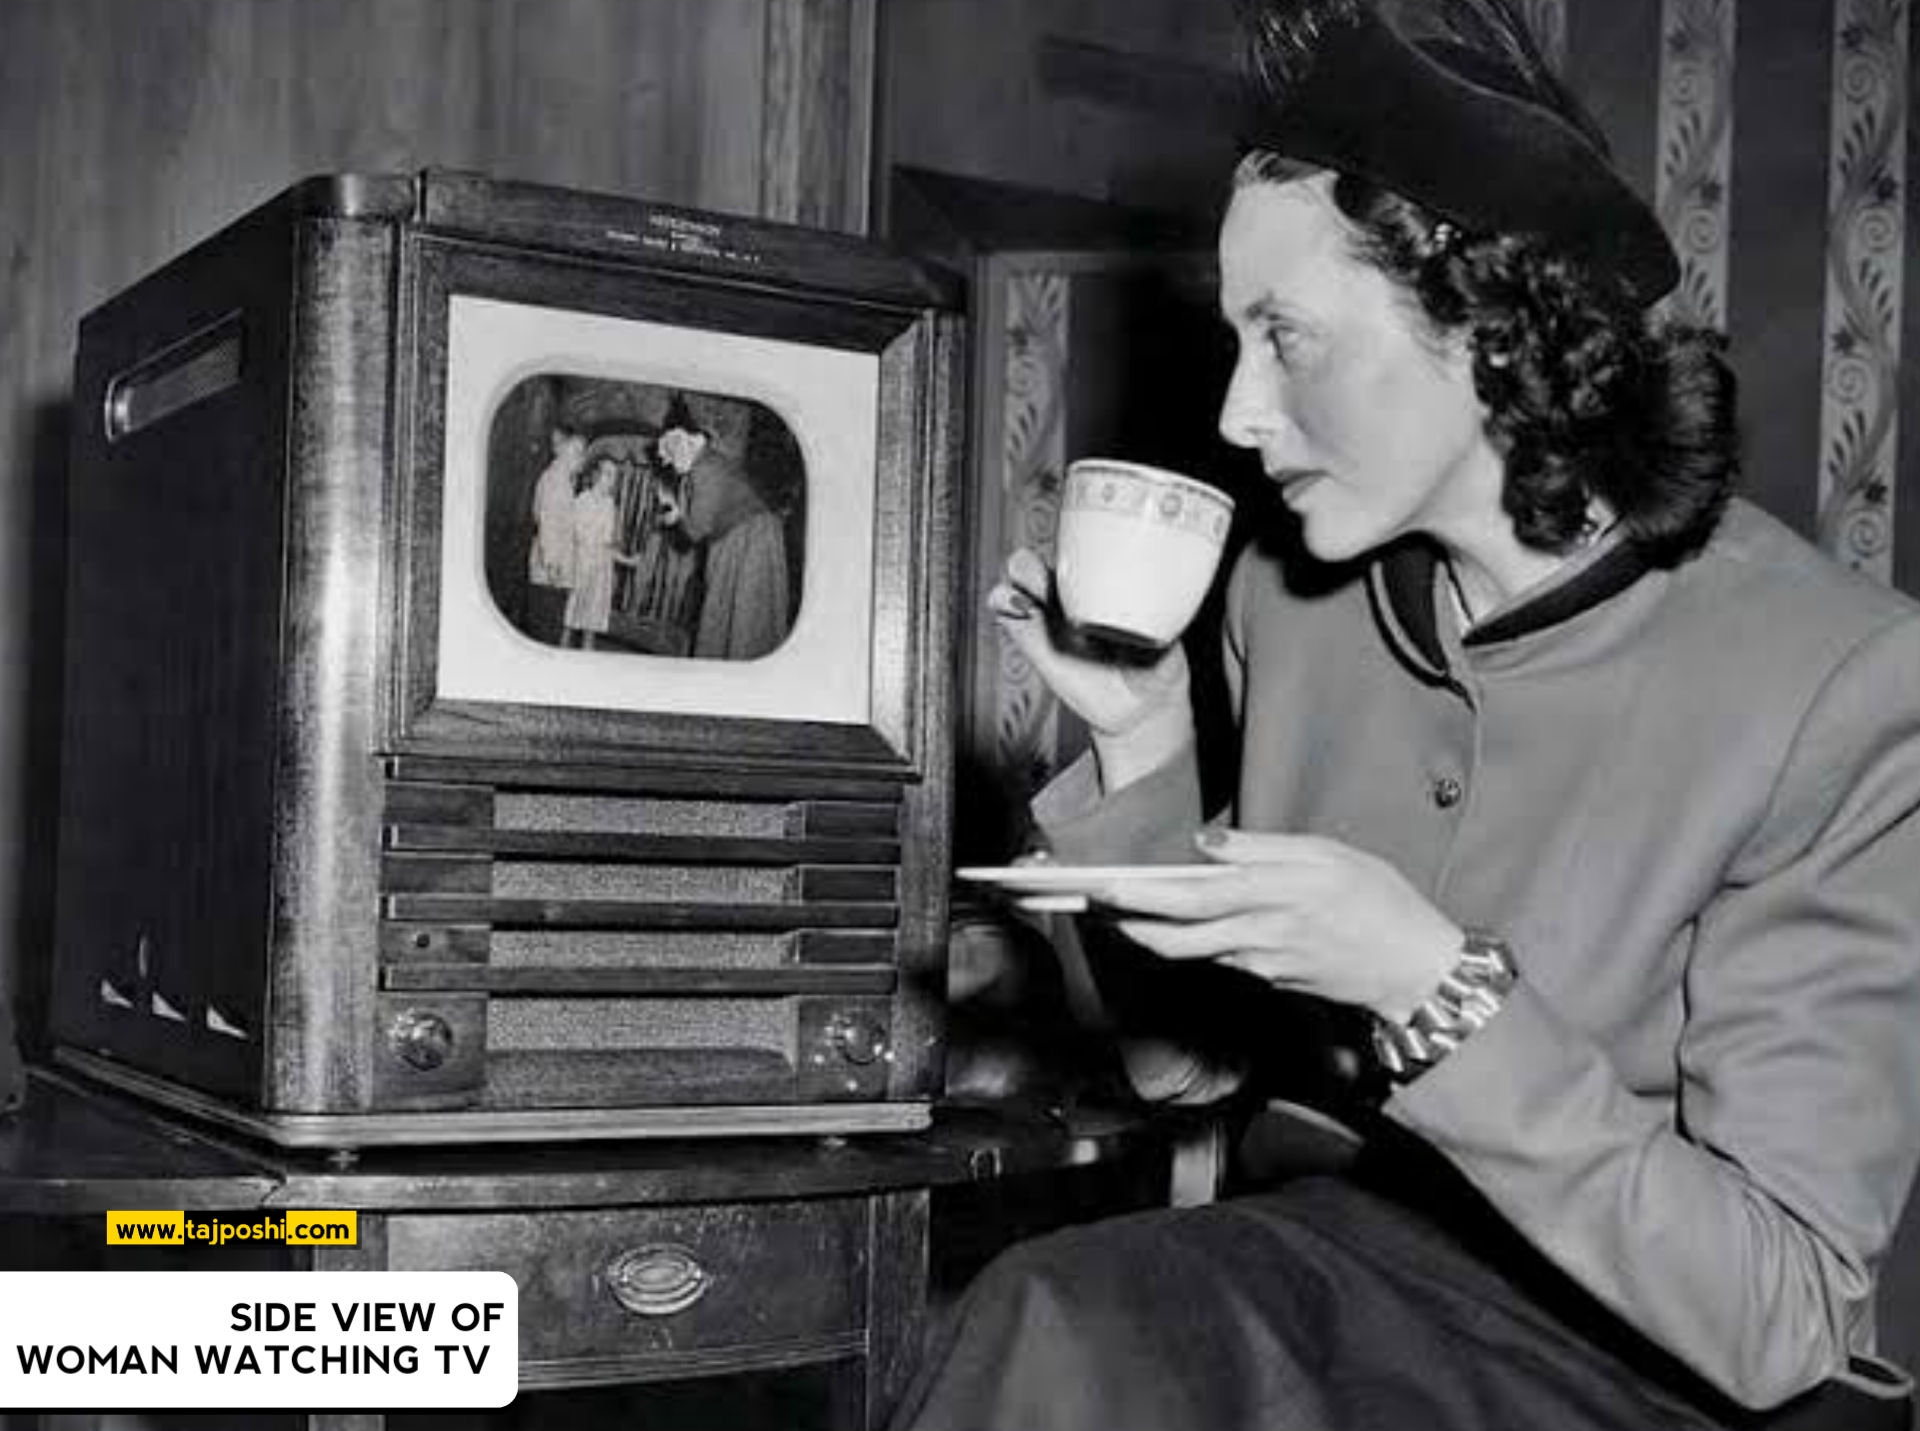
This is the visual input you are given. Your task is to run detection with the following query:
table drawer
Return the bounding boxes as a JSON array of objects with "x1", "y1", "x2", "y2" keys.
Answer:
[{"x1": 385, "y1": 1199, "x2": 868, "y2": 1380}]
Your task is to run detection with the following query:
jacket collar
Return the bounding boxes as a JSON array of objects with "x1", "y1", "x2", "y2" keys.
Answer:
[{"x1": 1369, "y1": 532, "x2": 1653, "y2": 679}]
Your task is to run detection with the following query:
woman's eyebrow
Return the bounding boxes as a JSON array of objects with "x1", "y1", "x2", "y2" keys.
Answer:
[
  {"x1": 1234, "y1": 289, "x2": 1293, "y2": 319},
  {"x1": 1222, "y1": 292, "x2": 1308, "y2": 332}
]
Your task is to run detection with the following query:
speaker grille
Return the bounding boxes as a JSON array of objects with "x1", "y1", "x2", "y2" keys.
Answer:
[
  {"x1": 494, "y1": 793, "x2": 789, "y2": 838},
  {"x1": 487, "y1": 997, "x2": 790, "y2": 1054}
]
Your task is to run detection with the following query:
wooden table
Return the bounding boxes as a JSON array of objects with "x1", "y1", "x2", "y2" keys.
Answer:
[{"x1": 0, "y1": 1069, "x2": 1177, "y2": 1430}]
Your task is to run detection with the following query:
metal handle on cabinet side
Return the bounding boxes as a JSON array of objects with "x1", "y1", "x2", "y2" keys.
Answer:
[{"x1": 605, "y1": 1243, "x2": 712, "y2": 1318}]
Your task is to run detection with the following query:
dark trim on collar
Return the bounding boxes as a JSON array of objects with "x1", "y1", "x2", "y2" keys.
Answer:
[
  {"x1": 1376, "y1": 539, "x2": 1446, "y2": 672},
  {"x1": 1464, "y1": 538, "x2": 1652, "y2": 647},
  {"x1": 1374, "y1": 535, "x2": 1655, "y2": 668}
]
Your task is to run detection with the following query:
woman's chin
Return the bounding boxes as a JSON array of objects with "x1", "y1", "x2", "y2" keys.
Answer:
[{"x1": 1297, "y1": 514, "x2": 1380, "y2": 565}]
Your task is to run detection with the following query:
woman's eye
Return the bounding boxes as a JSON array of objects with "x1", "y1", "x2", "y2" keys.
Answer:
[{"x1": 1263, "y1": 325, "x2": 1300, "y2": 362}]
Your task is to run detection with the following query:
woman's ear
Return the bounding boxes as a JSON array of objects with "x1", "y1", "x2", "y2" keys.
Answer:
[
  {"x1": 1437, "y1": 326, "x2": 1482, "y2": 400},
  {"x1": 1443, "y1": 324, "x2": 1479, "y2": 374}
]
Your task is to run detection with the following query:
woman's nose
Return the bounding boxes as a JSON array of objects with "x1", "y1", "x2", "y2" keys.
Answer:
[{"x1": 1217, "y1": 352, "x2": 1284, "y2": 452}]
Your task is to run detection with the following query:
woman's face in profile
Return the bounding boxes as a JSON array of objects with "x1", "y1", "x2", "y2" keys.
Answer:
[{"x1": 1215, "y1": 175, "x2": 1497, "y2": 562}]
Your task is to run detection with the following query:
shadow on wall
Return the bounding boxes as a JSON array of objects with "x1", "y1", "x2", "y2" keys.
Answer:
[{"x1": 11, "y1": 397, "x2": 69, "y2": 1060}]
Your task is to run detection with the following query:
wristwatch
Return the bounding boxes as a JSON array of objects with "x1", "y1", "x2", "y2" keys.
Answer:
[{"x1": 1372, "y1": 929, "x2": 1519, "y2": 1084}]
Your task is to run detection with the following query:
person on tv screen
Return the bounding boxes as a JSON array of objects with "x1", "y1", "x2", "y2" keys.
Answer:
[
  {"x1": 562, "y1": 452, "x2": 639, "y2": 651},
  {"x1": 525, "y1": 423, "x2": 587, "y2": 644},
  {"x1": 656, "y1": 395, "x2": 794, "y2": 661},
  {"x1": 894, "y1": 2, "x2": 1920, "y2": 1429}
]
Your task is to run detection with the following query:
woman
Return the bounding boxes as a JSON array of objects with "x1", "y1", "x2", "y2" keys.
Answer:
[
  {"x1": 896, "y1": 2, "x2": 1920, "y2": 1428},
  {"x1": 656, "y1": 406, "x2": 794, "y2": 661}
]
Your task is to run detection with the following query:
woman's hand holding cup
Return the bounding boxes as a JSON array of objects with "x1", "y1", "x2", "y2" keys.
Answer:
[
  {"x1": 988, "y1": 548, "x2": 1195, "y2": 792},
  {"x1": 989, "y1": 461, "x2": 1234, "y2": 793}
]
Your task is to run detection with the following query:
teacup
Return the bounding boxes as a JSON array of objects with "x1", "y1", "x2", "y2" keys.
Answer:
[{"x1": 1055, "y1": 458, "x2": 1235, "y2": 648}]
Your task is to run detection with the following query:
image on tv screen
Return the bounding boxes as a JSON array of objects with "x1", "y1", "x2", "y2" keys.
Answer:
[{"x1": 484, "y1": 375, "x2": 807, "y2": 663}]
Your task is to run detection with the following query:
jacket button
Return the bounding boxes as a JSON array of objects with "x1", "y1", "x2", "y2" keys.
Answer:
[{"x1": 1431, "y1": 775, "x2": 1464, "y2": 810}]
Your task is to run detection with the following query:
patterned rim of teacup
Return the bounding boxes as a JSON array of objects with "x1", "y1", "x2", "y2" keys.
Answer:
[{"x1": 1066, "y1": 458, "x2": 1235, "y2": 513}]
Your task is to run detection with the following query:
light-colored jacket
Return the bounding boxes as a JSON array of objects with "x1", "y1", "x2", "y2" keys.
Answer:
[{"x1": 1035, "y1": 499, "x2": 1920, "y2": 1410}]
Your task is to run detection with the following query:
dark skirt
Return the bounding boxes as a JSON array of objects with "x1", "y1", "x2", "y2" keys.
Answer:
[{"x1": 889, "y1": 1165, "x2": 1907, "y2": 1431}]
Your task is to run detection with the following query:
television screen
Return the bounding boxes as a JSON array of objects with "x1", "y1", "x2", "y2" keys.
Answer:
[{"x1": 437, "y1": 295, "x2": 880, "y2": 727}]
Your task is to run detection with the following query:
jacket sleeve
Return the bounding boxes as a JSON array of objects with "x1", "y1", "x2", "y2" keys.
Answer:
[
  {"x1": 1022, "y1": 556, "x2": 1258, "y2": 1101},
  {"x1": 1387, "y1": 613, "x2": 1920, "y2": 1410},
  {"x1": 1030, "y1": 547, "x2": 1255, "y2": 860}
]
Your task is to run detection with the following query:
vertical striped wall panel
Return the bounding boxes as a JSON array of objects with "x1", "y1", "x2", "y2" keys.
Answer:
[
  {"x1": 992, "y1": 271, "x2": 1070, "y2": 798},
  {"x1": 1573, "y1": 0, "x2": 1914, "y2": 592},
  {"x1": 1655, "y1": 0, "x2": 1737, "y2": 330},
  {"x1": 1815, "y1": 0, "x2": 1908, "y2": 578}
]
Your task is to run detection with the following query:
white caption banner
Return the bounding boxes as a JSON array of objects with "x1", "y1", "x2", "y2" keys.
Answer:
[{"x1": 0, "y1": 1271, "x2": 517, "y2": 1409}]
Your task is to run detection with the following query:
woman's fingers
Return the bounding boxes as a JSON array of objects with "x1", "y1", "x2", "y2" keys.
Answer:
[
  {"x1": 1004, "y1": 547, "x2": 1052, "y2": 603},
  {"x1": 986, "y1": 547, "x2": 1192, "y2": 737},
  {"x1": 1195, "y1": 828, "x2": 1343, "y2": 866},
  {"x1": 1086, "y1": 871, "x2": 1260, "y2": 921},
  {"x1": 988, "y1": 551, "x2": 1052, "y2": 629},
  {"x1": 1114, "y1": 912, "x2": 1279, "y2": 963},
  {"x1": 985, "y1": 578, "x2": 1040, "y2": 621}
]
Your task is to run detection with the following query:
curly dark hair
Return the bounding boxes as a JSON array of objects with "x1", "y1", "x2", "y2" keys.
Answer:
[{"x1": 1235, "y1": 153, "x2": 1739, "y2": 562}]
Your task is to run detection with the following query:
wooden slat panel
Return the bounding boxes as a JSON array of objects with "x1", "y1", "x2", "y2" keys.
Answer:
[
  {"x1": 379, "y1": 854, "x2": 492, "y2": 896},
  {"x1": 379, "y1": 923, "x2": 491, "y2": 964},
  {"x1": 385, "y1": 756, "x2": 903, "y2": 805},
  {"x1": 380, "y1": 963, "x2": 897, "y2": 996},
  {"x1": 789, "y1": 802, "x2": 901, "y2": 838},
  {"x1": 383, "y1": 783, "x2": 495, "y2": 827},
  {"x1": 794, "y1": 930, "x2": 898, "y2": 964},
  {"x1": 794, "y1": 867, "x2": 897, "y2": 902},
  {"x1": 384, "y1": 895, "x2": 898, "y2": 931},
  {"x1": 384, "y1": 824, "x2": 900, "y2": 866}
]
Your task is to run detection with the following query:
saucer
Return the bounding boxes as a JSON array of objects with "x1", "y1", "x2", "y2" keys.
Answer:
[{"x1": 955, "y1": 864, "x2": 1234, "y2": 913}]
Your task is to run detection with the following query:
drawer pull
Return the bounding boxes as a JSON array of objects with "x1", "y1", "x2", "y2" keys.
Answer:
[{"x1": 605, "y1": 1244, "x2": 712, "y2": 1317}]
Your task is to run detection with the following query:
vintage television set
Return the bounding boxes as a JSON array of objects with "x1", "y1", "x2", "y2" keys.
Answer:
[{"x1": 49, "y1": 171, "x2": 964, "y2": 1148}]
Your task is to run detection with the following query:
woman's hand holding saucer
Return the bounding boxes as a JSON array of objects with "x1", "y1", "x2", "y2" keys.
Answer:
[{"x1": 1091, "y1": 827, "x2": 1462, "y2": 1024}]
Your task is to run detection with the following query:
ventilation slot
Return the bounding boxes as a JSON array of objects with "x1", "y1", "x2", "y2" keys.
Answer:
[{"x1": 105, "y1": 316, "x2": 244, "y2": 441}]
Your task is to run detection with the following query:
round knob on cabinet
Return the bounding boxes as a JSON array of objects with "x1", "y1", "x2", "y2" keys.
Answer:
[
  {"x1": 388, "y1": 1009, "x2": 455, "y2": 1071},
  {"x1": 826, "y1": 1012, "x2": 890, "y2": 1067}
]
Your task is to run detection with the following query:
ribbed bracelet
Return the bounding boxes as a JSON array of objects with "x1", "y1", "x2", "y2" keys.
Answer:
[{"x1": 1372, "y1": 930, "x2": 1519, "y2": 1084}]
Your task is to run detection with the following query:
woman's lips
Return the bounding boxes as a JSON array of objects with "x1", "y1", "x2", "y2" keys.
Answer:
[{"x1": 1274, "y1": 469, "x2": 1326, "y2": 503}]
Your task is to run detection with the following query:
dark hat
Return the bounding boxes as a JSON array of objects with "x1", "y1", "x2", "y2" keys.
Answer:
[{"x1": 1237, "y1": 0, "x2": 1679, "y2": 306}]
